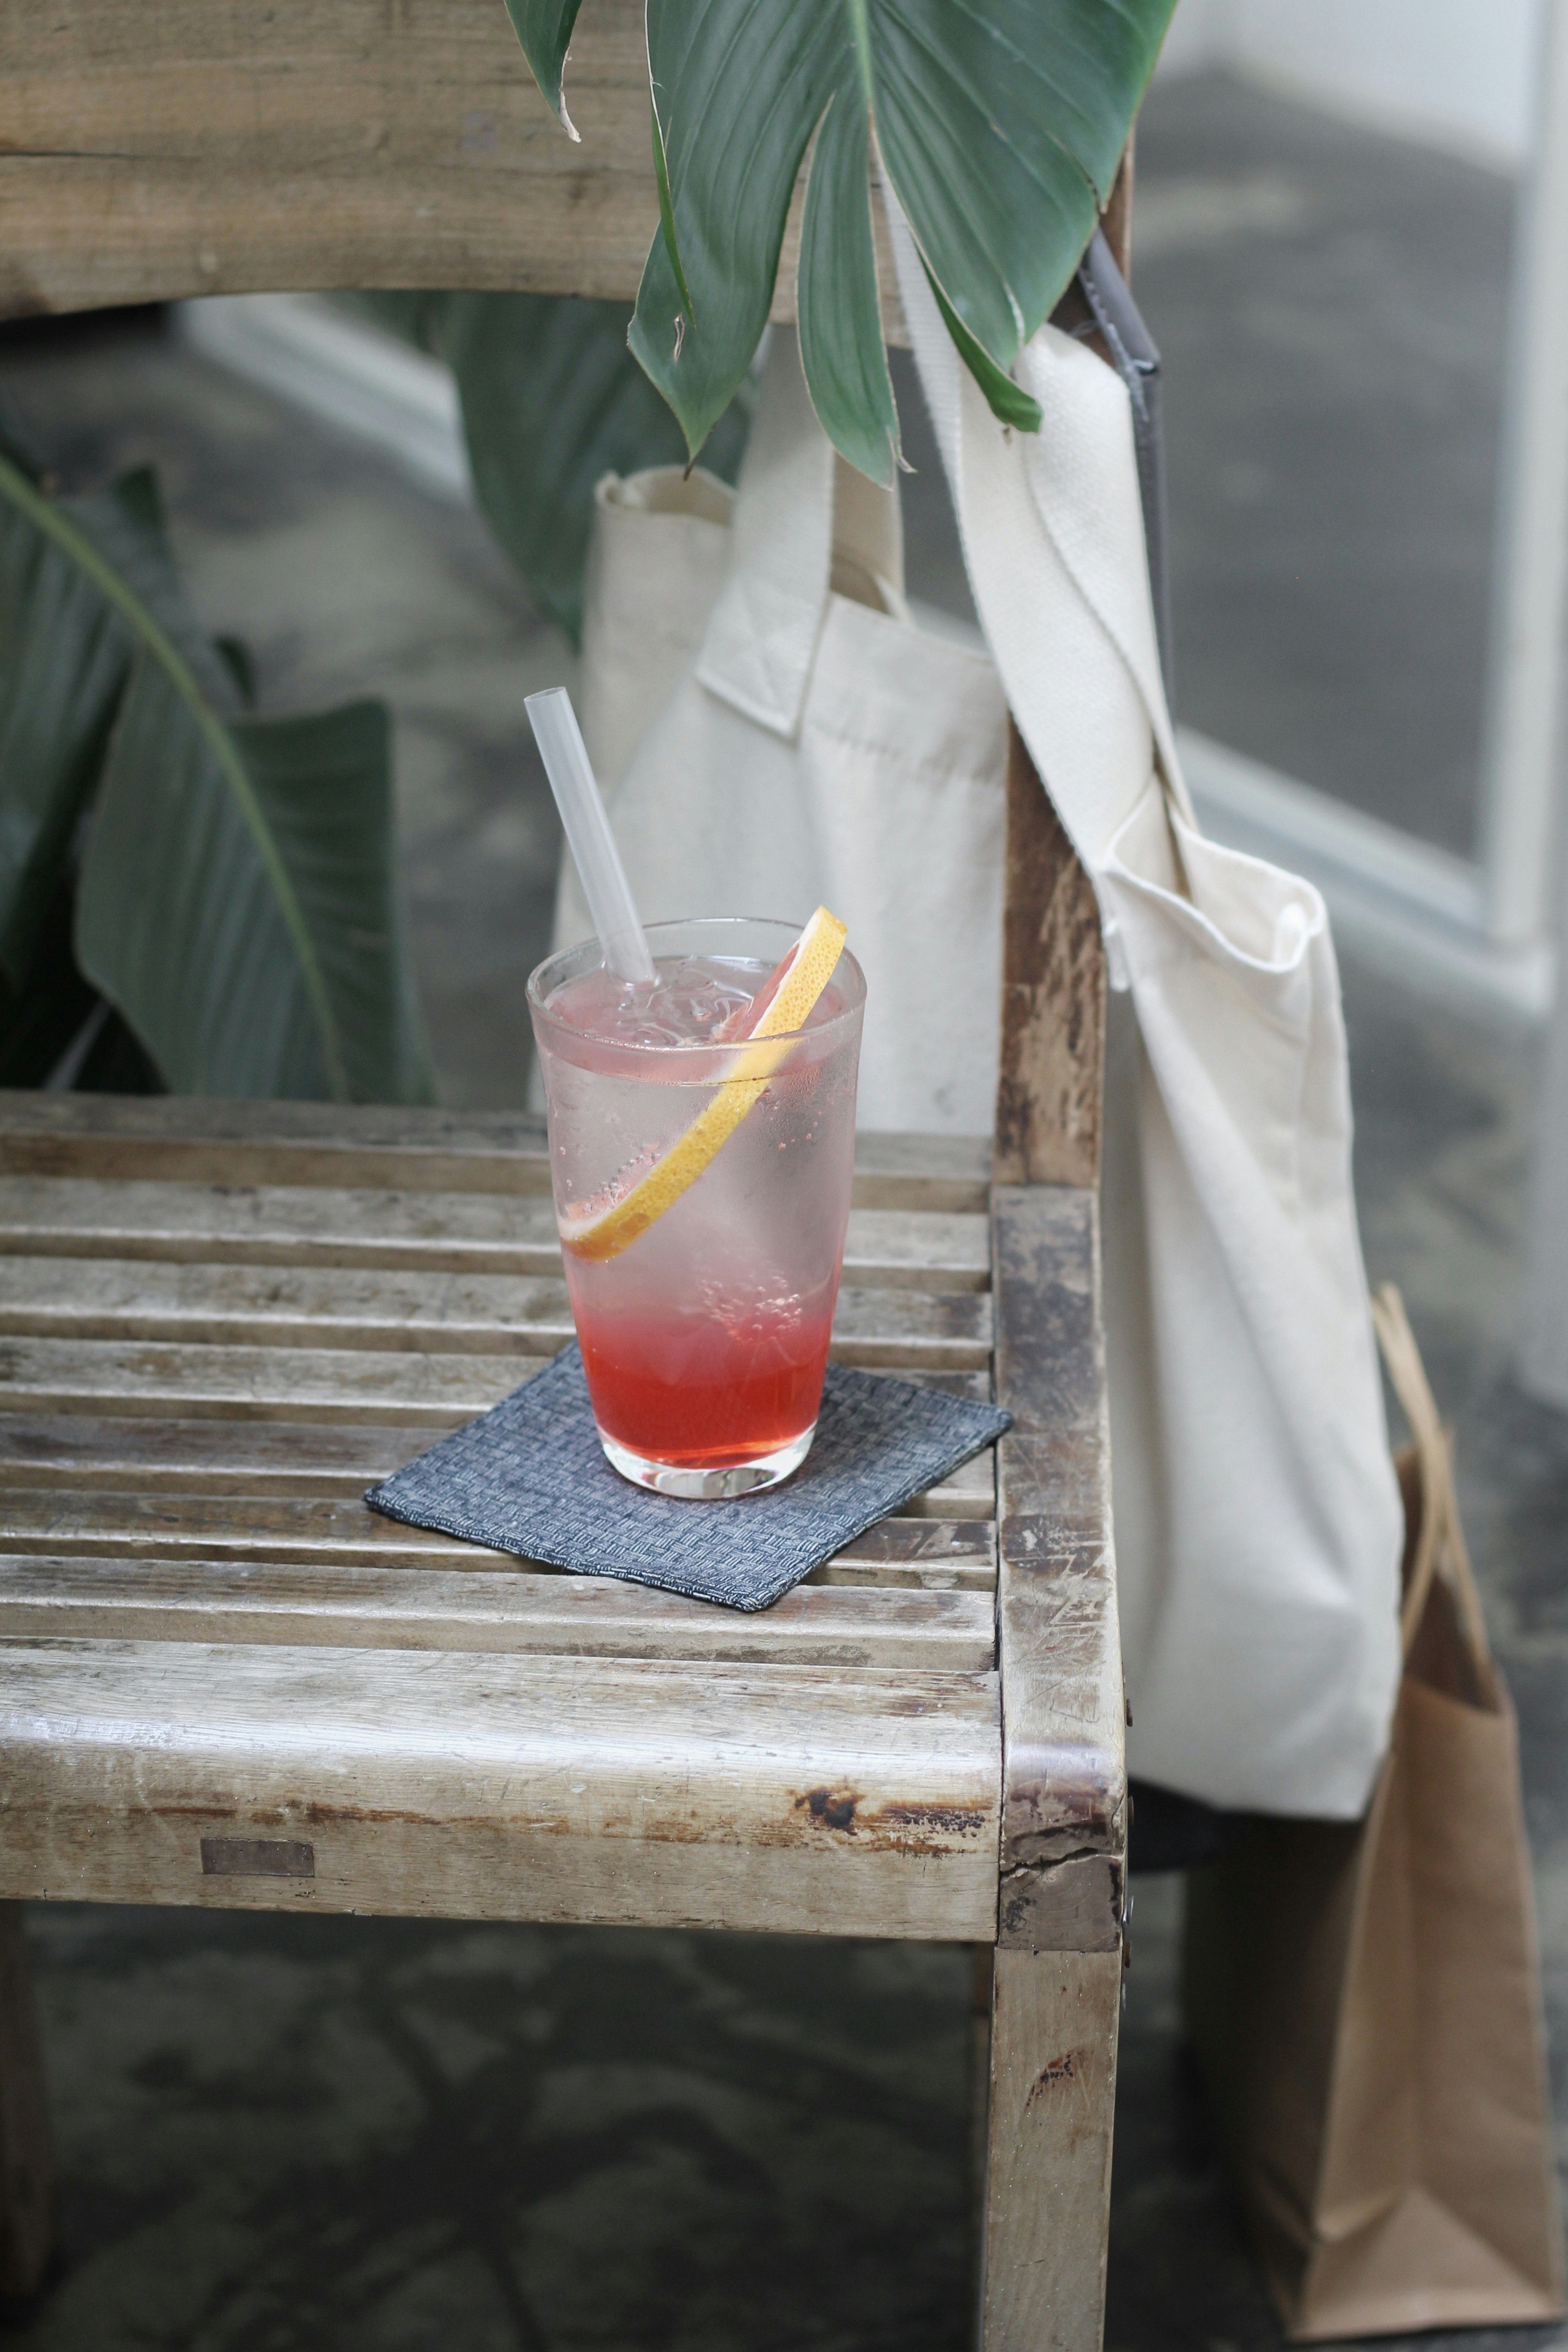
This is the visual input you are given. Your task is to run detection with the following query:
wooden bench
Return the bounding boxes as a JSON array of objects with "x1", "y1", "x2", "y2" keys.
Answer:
[
  {"x1": 0, "y1": 1072, "x2": 1122, "y2": 2344},
  {"x1": 0, "y1": 6, "x2": 1126, "y2": 2341}
]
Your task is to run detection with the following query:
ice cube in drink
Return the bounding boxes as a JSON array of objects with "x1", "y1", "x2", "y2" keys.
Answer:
[{"x1": 528, "y1": 917, "x2": 865, "y2": 1497}]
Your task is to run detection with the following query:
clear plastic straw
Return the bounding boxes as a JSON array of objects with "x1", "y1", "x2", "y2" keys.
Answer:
[{"x1": 525, "y1": 687, "x2": 656, "y2": 985}]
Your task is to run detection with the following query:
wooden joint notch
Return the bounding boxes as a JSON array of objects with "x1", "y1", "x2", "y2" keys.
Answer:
[{"x1": 998, "y1": 1851, "x2": 1124, "y2": 1955}]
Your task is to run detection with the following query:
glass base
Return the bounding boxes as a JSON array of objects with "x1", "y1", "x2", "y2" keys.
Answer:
[{"x1": 598, "y1": 1423, "x2": 816, "y2": 1499}]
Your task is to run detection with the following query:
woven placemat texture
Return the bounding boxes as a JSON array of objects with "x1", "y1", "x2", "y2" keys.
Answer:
[{"x1": 367, "y1": 1343, "x2": 1008, "y2": 1611}]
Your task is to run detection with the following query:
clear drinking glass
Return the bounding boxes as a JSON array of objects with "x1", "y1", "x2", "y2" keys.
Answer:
[{"x1": 528, "y1": 916, "x2": 866, "y2": 1498}]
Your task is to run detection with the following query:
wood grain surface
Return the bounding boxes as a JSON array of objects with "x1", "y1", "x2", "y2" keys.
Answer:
[
  {"x1": 0, "y1": 1497, "x2": 997, "y2": 1588},
  {"x1": 0, "y1": 1257, "x2": 992, "y2": 1368},
  {"x1": 0, "y1": 1096, "x2": 989, "y2": 1213},
  {"x1": 0, "y1": 1095, "x2": 1008, "y2": 1939},
  {"x1": 0, "y1": 1178, "x2": 990, "y2": 1290},
  {"x1": 0, "y1": 1337, "x2": 989, "y2": 1424},
  {"x1": 990, "y1": 1186, "x2": 1125, "y2": 1955},
  {"x1": 0, "y1": 1102, "x2": 1116, "y2": 1969},
  {"x1": 0, "y1": 1412, "x2": 994, "y2": 1517},
  {"x1": 0, "y1": 1637, "x2": 999, "y2": 1938},
  {"x1": 987, "y1": 148, "x2": 1123, "y2": 1200},
  {"x1": 991, "y1": 730, "x2": 1107, "y2": 1191},
  {"x1": 0, "y1": 1553, "x2": 997, "y2": 1670},
  {"x1": 0, "y1": 0, "x2": 906, "y2": 330},
  {"x1": 979, "y1": 1947, "x2": 1122, "y2": 2349}
]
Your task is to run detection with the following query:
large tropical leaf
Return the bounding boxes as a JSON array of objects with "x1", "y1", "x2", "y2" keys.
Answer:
[
  {"x1": 78, "y1": 679, "x2": 427, "y2": 1102},
  {"x1": 628, "y1": 4, "x2": 850, "y2": 466},
  {"x1": 0, "y1": 448, "x2": 433, "y2": 1103},
  {"x1": 501, "y1": 0, "x2": 584, "y2": 135},
  {"x1": 796, "y1": 84, "x2": 899, "y2": 486},
  {"x1": 0, "y1": 438, "x2": 225, "y2": 990},
  {"x1": 505, "y1": 0, "x2": 1177, "y2": 479},
  {"x1": 351, "y1": 292, "x2": 750, "y2": 644}
]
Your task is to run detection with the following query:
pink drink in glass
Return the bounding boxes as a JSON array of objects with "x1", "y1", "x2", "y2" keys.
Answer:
[{"x1": 528, "y1": 917, "x2": 865, "y2": 1497}]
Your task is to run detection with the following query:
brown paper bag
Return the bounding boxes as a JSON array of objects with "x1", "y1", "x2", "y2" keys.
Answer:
[{"x1": 1182, "y1": 1285, "x2": 1566, "y2": 2339}]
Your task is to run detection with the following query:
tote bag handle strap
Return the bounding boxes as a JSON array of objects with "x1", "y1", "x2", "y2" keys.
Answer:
[
  {"x1": 1075, "y1": 227, "x2": 1173, "y2": 709},
  {"x1": 695, "y1": 328, "x2": 903, "y2": 740},
  {"x1": 1371, "y1": 1283, "x2": 1492, "y2": 1669}
]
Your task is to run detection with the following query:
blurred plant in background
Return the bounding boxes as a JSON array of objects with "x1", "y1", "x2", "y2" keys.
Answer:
[
  {"x1": 0, "y1": 412, "x2": 432, "y2": 1102},
  {"x1": 349, "y1": 293, "x2": 752, "y2": 647},
  {"x1": 0, "y1": 0, "x2": 1176, "y2": 1105}
]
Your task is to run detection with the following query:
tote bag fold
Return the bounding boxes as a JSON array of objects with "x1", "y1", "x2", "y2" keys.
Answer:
[
  {"x1": 1183, "y1": 1286, "x2": 1566, "y2": 2340},
  {"x1": 887, "y1": 218, "x2": 1402, "y2": 1817}
]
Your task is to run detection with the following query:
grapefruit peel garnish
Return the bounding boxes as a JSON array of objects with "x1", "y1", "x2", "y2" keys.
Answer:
[{"x1": 558, "y1": 906, "x2": 848, "y2": 1265}]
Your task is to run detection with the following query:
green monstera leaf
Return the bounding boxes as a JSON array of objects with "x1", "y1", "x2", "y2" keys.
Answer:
[{"x1": 502, "y1": 0, "x2": 1177, "y2": 482}]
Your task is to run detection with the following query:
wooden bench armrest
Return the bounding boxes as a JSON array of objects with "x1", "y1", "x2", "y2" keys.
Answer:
[
  {"x1": 991, "y1": 724, "x2": 1123, "y2": 1958},
  {"x1": 992, "y1": 1182, "x2": 1124, "y2": 1953}
]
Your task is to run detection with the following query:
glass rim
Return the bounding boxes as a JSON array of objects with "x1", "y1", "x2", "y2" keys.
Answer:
[{"x1": 527, "y1": 915, "x2": 866, "y2": 1058}]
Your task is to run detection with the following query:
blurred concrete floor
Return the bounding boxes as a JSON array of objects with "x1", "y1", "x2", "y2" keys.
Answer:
[{"x1": 0, "y1": 64, "x2": 1564, "y2": 2352}]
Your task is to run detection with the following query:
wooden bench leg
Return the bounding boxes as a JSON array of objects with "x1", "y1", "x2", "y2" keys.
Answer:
[
  {"x1": 0, "y1": 1904, "x2": 52, "y2": 2298},
  {"x1": 977, "y1": 1946, "x2": 1121, "y2": 2352}
]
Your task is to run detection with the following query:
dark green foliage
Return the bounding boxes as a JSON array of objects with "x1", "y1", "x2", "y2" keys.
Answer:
[
  {"x1": 353, "y1": 291, "x2": 751, "y2": 646},
  {"x1": 0, "y1": 436, "x2": 433, "y2": 1103},
  {"x1": 503, "y1": 0, "x2": 1179, "y2": 476}
]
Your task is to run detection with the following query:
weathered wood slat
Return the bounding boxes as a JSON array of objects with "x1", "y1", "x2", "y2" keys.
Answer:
[
  {"x1": 822, "y1": 1519, "x2": 996, "y2": 1576},
  {"x1": 0, "y1": 1492, "x2": 514, "y2": 1569},
  {"x1": 0, "y1": 0, "x2": 910, "y2": 334},
  {"x1": 0, "y1": 1258, "x2": 571, "y2": 1356},
  {"x1": 0, "y1": 1336, "x2": 539, "y2": 1424},
  {"x1": 0, "y1": 1637, "x2": 1000, "y2": 1939},
  {"x1": 833, "y1": 1288, "x2": 994, "y2": 1370},
  {"x1": 0, "y1": 1412, "x2": 466, "y2": 1492},
  {"x1": 0, "y1": 1554, "x2": 996, "y2": 1671},
  {"x1": 0, "y1": 1093, "x2": 550, "y2": 1194},
  {"x1": 0, "y1": 1337, "x2": 991, "y2": 1422},
  {"x1": 0, "y1": 1096, "x2": 989, "y2": 1215},
  {"x1": 806, "y1": 1553, "x2": 996, "y2": 1596},
  {"x1": 991, "y1": 1186, "x2": 1124, "y2": 1956},
  {"x1": 0, "y1": 1176, "x2": 578, "y2": 1269},
  {"x1": 0, "y1": 1414, "x2": 995, "y2": 1519},
  {"x1": 0, "y1": 1107, "x2": 1006, "y2": 1925},
  {"x1": 1, "y1": 0, "x2": 656, "y2": 314},
  {"x1": 0, "y1": 1257, "x2": 993, "y2": 1369},
  {"x1": 0, "y1": 1179, "x2": 991, "y2": 1292},
  {"x1": 851, "y1": 1133, "x2": 990, "y2": 1216},
  {"x1": 0, "y1": 1493, "x2": 998, "y2": 1582}
]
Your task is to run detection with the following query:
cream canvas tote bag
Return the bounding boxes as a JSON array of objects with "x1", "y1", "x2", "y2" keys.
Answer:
[
  {"x1": 889, "y1": 217, "x2": 1403, "y2": 1818},
  {"x1": 556, "y1": 328, "x2": 1009, "y2": 1135},
  {"x1": 559, "y1": 273, "x2": 1400, "y2": 1818}
]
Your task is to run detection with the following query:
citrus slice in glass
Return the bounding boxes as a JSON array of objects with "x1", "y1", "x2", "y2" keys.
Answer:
[{"x1": 558, "y1": 905, "x2": 848, "y2": 1264}]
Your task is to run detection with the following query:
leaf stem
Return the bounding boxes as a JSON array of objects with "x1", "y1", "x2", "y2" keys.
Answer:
[
  {"x1": 0, "y1": 448, "x2": 349, "y2": 1098},
  {"x1": 843, "y1": 0, "x2": 874, "y2": 108}
]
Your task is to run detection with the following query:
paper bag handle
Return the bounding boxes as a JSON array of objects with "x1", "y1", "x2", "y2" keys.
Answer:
[{"x1": 1371, "y1": 1283, "x2": 1491, "y2": 1669}]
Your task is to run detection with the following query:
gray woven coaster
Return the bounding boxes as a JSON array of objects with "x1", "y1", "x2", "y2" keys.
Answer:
[{"x1": 367, "y1": 1343, "x2": 1009, "y2": 1611}]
